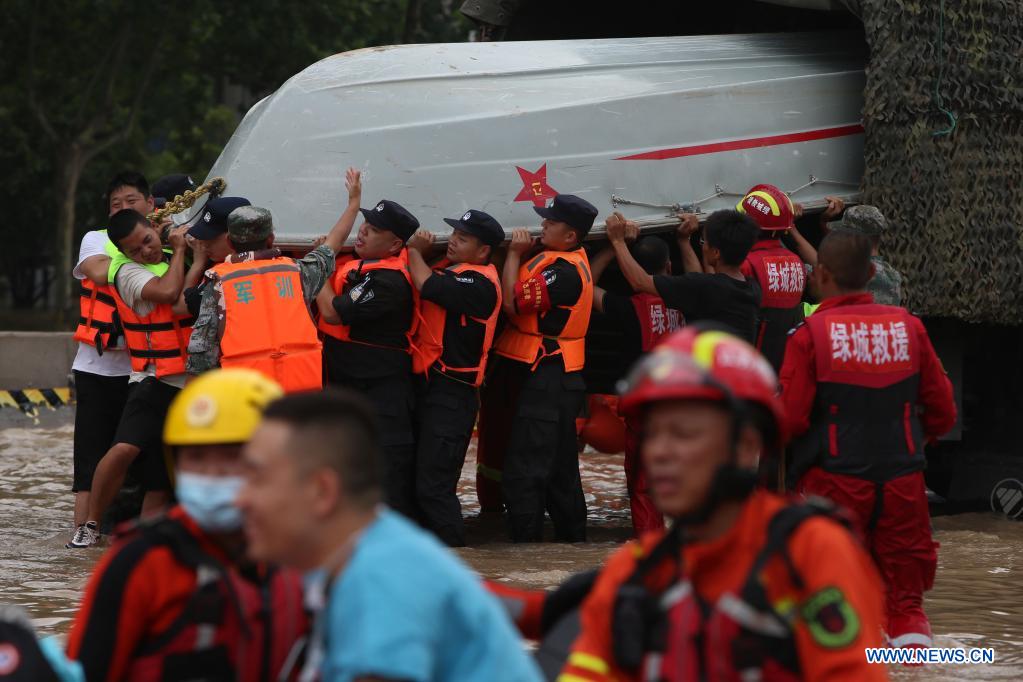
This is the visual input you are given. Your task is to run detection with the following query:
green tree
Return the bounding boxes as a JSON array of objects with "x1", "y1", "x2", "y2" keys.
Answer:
[{"x1": 1, "y1": 0, "x2": 467, "y2": 319}]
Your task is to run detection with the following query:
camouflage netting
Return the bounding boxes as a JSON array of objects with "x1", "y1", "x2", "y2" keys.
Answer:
[{"x1": 858, "y1": 0, "x2": 1023, "y2": 323}]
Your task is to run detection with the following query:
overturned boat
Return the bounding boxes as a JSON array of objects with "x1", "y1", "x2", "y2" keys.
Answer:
[{"x1": 206, "y1": 32, "x2": 867, "y2": 245}]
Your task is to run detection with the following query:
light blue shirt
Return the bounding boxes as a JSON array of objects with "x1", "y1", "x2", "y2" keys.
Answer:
[{"x1": 308, "y1": 510, "x2": 542, "y2": 682}]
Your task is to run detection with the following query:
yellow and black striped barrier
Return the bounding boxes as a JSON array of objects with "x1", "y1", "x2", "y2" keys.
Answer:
[{"x1": 0, "y1": 388, "x2": 73, "y2": 414}]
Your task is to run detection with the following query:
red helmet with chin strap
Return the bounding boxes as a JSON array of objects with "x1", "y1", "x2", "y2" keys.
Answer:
[
  {"x1": 736, "y1": 183, "x2": 795, "y2": 232},
  {"x1": 617, "y1": 327, "x2": 786, "y2": 444}
]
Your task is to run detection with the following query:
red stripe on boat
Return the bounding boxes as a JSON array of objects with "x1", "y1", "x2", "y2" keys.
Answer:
[{"x1": 615, "y1": 124, "x2": 865, "y2": 161}]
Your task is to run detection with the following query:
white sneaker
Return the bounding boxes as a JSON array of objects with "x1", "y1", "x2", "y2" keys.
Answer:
[{"x1": 66, "y1": 523, "x2": 99, "y2": 549}]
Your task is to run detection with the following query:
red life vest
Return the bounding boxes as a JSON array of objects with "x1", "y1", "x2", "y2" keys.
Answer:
[
  {"x1": 411, "y1": 261, "x2": 501, "y2": 386},
  {"x1": 743, "y1": 240, "x2": 806, "y2": 370},
  {"x1": 791, "y1": 301, "x2": 925, "y2": 482},
  {"x1": 494, "y1": 249, "x2": 593, "y2": 372},
  {"x1": 211, "y1": 257, "x2": 323, "y2": 393},
  {"x1": 645, "y1": 504, "x2": 841, "y2": 682},
  {"x1": 74, "y1": 278, "x2": 123, "y2": 354},
  {"x1": 122, "y1": 517, "x2": 308, "y2": 681},
  {"x1": 114, "y1": 296, "x2": 194, "y2": 379},
  {"x1": 317, "y1": 249, "x2": 419, "y2": 351},
  {"x1": 629, "y1": 292, "x2": 683, "y2": 352}
]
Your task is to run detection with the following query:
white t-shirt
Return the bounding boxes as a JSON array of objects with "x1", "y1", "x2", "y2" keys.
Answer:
[
  {"x1": 114, "y1": 262, "x2": 187, "y2": 388},
  {"x1": 71, "y1": 231, "x2": 132, "y2": 377}
]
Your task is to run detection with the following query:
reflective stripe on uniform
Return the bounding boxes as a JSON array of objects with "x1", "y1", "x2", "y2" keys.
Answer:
[
  {"x1": 889, "y1": 632, "x2": 933, "y2": 648},
  {"x1": 568, "y1": 652, "x2": 610, "y2": 675}
]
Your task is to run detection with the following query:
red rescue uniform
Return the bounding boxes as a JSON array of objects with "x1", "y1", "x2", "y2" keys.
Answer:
[
  {"x1": 66, "y1": 506, "x2": 308, "y2": 682},
  {"x1": 560, "y1": 491, "x2": 888, "y2": 682},
  {"x1": 624, "y1": 291, "x2": 680, "y2": 535},
  {"x1": 741, "y1": 238, "x2": 806, "y2": 370},
  {"x1": 780, "y1": 293, "x2": 957, "y2": 648},
  {"x1": 210, "y1": 257, "x2": 323, "y2": 393}
]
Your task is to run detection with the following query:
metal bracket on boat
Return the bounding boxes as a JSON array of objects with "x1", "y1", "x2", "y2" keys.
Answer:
[
  {"x1": 786, "y1": 175, "x2": 860, "y2": 196},
  {"x1": 610, "y1": 194, "x2": 683, "y2": 215}
]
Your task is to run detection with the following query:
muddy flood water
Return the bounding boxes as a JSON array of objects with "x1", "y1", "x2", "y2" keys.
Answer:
[{"x1": 2, "y1": 415, "x2": 1022, "y2": 680}]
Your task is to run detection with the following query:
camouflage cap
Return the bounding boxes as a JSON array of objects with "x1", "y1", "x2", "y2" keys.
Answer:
[
  {"x1": 227, "y1": 205, "x2": 274, "y2": 243},
  {"x1": 829, "y1": 205, "x2": 888, "y2": 236}
]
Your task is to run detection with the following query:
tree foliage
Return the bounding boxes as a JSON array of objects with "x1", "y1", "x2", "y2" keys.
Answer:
[{"x1": 0, "y1": 0, "x2": 467, "y2": 315}]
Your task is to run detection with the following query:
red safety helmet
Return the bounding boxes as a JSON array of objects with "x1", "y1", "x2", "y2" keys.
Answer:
[
  {"x1": 736, "y1": 183, "x2": 794, "y2": 232},
  {"x1": 618, "y1": 327, "x2": 786, "y2": 444}
]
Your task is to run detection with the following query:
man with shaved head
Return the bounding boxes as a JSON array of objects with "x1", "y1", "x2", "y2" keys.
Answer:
[{"x1": 779, "y1": 228, "x2": 957, "y2": 652}]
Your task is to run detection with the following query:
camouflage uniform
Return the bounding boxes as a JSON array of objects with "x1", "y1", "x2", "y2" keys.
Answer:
[
  {"x1": 830, "y1": 205, "x2": 905, "y2": 307},
  {"x1": 186, "y1": 206, "x2": 335, "y2": 375},
  {"x1": 868, "y1": 255, "x2": 903, "y2": 306}
]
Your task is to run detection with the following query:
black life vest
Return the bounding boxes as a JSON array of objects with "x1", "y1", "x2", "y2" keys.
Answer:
[{"x1": 791, "y1": 302, "x2": 926, "y2": 482}]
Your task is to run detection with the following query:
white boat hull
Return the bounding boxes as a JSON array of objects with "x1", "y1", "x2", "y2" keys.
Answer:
[{"x1": 205, "y1": 32, "x2": 867, "y2": 245}]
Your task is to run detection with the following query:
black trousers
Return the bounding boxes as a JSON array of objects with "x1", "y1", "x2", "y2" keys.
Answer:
[
  {"x1": 414, "y1": 373, "x2": 479, "y2": 546},
  {"x1": 111, "y1": 377, "x2": 179, "y2": 492},
  {"x1": 72, "y1": 370, "x2": 130, "y2": 492},
  {"x1": 500, "y1": 359, "x2": 587, "y2": 543},
  {"x1": 327, "y1": 369, "x2": 418, "y2": 520}
]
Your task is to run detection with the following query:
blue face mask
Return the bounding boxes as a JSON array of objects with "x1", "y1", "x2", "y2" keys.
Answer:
[{"x1": 175, "y1": 471, "x2": 245, "y2": 533}]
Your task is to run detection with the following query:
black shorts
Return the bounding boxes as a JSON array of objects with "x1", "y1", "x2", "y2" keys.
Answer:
[
  {"x1": 72, "y1": 370, "x2": 130, "y2": 492},
  {"x1": 112, "y1": 377, "x2": 179, "y2": 492}
]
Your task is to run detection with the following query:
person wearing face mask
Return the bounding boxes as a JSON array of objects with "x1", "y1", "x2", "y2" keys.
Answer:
[
  {"x1": 66, "y1": 369, "x2": 308, "y2": 682},
  {"x1": 558, "y1": 327, "x2": 887, "y2": 682},
  {"x1": 316, "y1": 180, "x2": 422, "y2": 519}
]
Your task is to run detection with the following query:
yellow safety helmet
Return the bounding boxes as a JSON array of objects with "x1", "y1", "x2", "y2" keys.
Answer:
[{"x1": 164, "y1": 368, "x2": 284, "y2": 447}]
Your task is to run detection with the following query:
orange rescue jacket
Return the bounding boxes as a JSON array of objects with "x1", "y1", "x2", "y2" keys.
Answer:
[
  {"x1": 412, "y1": 262, "x2": 501, "y2": 386},
  {"x1": 561, "y1": 491, "x2": 887, "y2": 682},
  {"x1": 210, "y1": 257, "x2": 323, "y2": 393},
  {"x1": 115, "y1": 298, "x2": 193, "y2": 379},
  {"x1": 317, "y1": 250, "x2": 419, "y2": 350},
  {"x1": 74, "y1": 278, "x2": 123, "y2": 354},
  {"x1": 494, "y1": 249, "x2": 593, "y2": 372}
]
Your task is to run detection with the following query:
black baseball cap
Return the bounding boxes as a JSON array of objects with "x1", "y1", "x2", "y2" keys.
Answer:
[
  {"x1": 360, "y1": 199, "x2": 420, "y2": 243},
  {"x1": 534, "y1": 194, "x2": 598, "y2": 238},
  {"x1": 188, "y1": 196, "x2": 251, "y2": 240},
  {"x1": 443, "y1": 209, "x2": 504, "y2": 247},
  {"x1": 152, "y1": 173, "x2": 197, "y2": 209}
]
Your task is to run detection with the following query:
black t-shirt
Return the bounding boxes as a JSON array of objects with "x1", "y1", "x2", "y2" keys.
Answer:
[
  {"x1": 326, "y1": 267, "x2": 414, "y2": 378},
  {"x1": 653, "y1": 273, "x2": 761, "y2": 344},
  {"x1": 421, "y1": 267, "x2": 499, "y2": 382},
  {"x1": 599, "y1": 291, "x2": 644, "y2": 369},
  {"x1": 184, "y1": 283, "x2": 204, "y2": 318}
]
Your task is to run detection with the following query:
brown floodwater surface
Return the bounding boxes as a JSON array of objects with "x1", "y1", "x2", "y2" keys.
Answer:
[{"x1": 1, "y1": 417, "x2": 1021, "y2": 680}]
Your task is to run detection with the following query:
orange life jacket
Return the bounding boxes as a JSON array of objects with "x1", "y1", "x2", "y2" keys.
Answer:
[
  {"x1": 411, "y1": 262, "x2": 501, "y2": 386},
  {"x1": 317, "y1": 249, "x2": 419, "y2": 351},
  {"x1": 74, "y1": 278, "x2": 123, "y2": 354},
  {"x1": 210, "y1": 257, "x2": 323, "y2": 393},
  {"x1": 494, "y1": 249, "x2": 593, "y2": 372},
  {"x1": 115, "y1": 297, "x2": 193, "y2": 379}
]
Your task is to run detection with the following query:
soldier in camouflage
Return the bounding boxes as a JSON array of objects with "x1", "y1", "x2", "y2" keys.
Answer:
[
  {"x1": 187, "y1": 205, "x2": 337, "y2": 375},
  {"x1": 829, "y1": 205, "x2": 904, "y2": 306}
]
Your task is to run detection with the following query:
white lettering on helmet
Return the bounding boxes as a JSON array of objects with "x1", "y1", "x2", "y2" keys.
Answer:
[{"x1": 463, "y1": 211, "x2": 472, "y2": 221}]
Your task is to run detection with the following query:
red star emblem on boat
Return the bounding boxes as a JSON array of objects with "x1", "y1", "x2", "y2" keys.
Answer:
[{"x1": 514, "y1": 163, "x2": 558, "y2": 207}]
